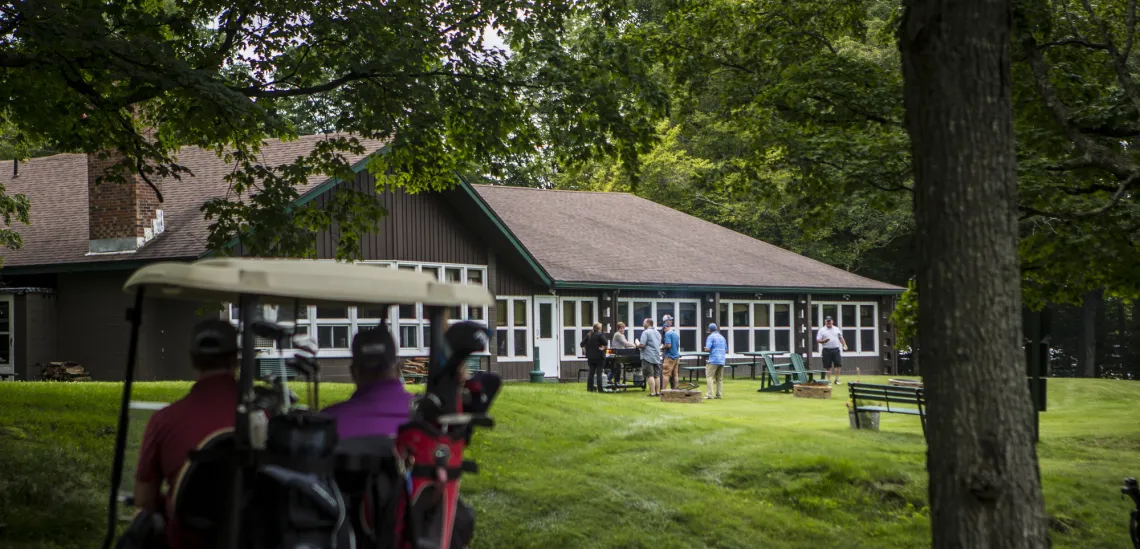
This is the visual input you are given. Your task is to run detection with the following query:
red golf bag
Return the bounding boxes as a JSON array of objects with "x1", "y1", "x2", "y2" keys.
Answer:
[{"x1": 385, "y1": 315, "x2": 498, "y2": 549}]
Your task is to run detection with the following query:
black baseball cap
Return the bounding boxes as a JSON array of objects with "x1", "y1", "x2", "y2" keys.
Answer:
[
  {"x1": 352, "y1": 326, "x2": 398, "y2": 372},
  {"x1": 190, "y1": 319, "x2": 239, "y2": 356},
  {"x1": 446, "y1": 321, "x2": 491, "y2": 356}
]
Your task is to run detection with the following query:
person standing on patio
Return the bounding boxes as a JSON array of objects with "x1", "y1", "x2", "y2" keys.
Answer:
[
  {"x1": 660, "y1": 316, "x2": 681, "y2": 391},
  {"x1": 703, "y1": 323, "x2": 727, "y2": 399},
  {"x1": 637, "y1": 318, "x2": 663, "y2": 397},
  {"x1": 611, "y1": 322, "x2": 636, "y2": 348},
  {"x1": 816, "y1": 316, "x2": 848, "y2": 384},
  {"x1": 583, "y1": 322, "x2": 609, "y2": 393}
]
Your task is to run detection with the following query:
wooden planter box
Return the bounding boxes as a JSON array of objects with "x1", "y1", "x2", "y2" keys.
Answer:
[
  {"x1": 661, "y1": 389, "x2": 702, "y2": 403},
  {"x1": 793, "y1": 383, "x2": 832, "y2": 399}
]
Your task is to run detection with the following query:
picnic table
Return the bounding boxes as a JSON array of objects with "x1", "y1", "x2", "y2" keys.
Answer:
[{"x1": 678, "y1": 352, "x2": 708, "y2": 382}]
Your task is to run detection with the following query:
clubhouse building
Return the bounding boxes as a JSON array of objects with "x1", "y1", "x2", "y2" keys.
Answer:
[{"x1": 0, "y1": 135, "x2": 904, "y2": 382}]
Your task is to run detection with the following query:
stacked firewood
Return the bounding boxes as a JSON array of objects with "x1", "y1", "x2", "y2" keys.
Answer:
[
  {"x1": 39, "y1": 362, "x2": 92, "y2": 382},
  {"x1": 401, "y1": 357, "x2": 429, "y2": 379}
]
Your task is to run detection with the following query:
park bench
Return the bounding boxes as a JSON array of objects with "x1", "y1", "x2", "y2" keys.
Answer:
[{"x1": 848, "y1": 382, "x2": 927, "y2": 437}]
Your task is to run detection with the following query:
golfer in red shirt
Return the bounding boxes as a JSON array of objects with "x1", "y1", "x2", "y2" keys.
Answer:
[{"x1": 133, "y1": 319, "x2": 239, "y2": 549}]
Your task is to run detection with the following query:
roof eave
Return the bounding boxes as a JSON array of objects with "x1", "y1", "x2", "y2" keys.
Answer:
[{"x1": 551, "y1": 280, "x2": 905, "y2": 296}]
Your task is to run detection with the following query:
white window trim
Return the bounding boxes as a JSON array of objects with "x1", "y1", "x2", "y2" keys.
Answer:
[
  {"x1": 717, "y1": 300, "x2": 795, "y2": 357},
  {"x1": 357, "y1": 260, "x2": 489, "y2": 356},
  {"x1": 495, "y1": 296, "x2": 532, "y2": 361},
  {"x1": 616, "y1": 298, "x2": 702, "y2": 353},
  {"x1": 228, "y1": 260, "x2": 490, "y2": 359},
  {"x1": 811, "y1": 301, "x2": 880, "y2": 356},
  {"x1": 558, "y1": 297, "x2": 599, "y2": 359}
]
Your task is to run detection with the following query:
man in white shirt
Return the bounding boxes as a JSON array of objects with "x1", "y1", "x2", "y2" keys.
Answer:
[{"x1": 816, "y1": 316, "x2": 848, "y2": 384}]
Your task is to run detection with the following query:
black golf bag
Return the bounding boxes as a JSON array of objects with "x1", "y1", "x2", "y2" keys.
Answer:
[{"x1": 246, "y1": 410, "x2": 354, "y2": 549}]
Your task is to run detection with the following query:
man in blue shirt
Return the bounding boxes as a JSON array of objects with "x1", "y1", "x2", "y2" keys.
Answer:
[
  {"x1": 660, "y1": 317, "x2": 681, "y2": 391},
  {"x1": 703, "y1": 323, "x2": 727, "y2": 400}
]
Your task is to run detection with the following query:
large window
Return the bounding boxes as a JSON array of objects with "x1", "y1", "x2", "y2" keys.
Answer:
[
  {"x1": 617, "y1": 299, "x2": 700, "y2": 352},
  {"x1": 367, "y1": 262, "x2": 489, "y2": 353},
  {"x1": 717, "y1": 301, "x2": 794, "y2": 355},
  {"x1": 811, "y1": 302, "x2": 878, "y2": 355},
  {"x1": 227, "y1": 261, "x2": 488, "y2": 357},
  {"x1": 495, "y1": 297, "x2": 531, "y2": 360},
  {"x1": 560, "y1": 298, "x2": 598, "y2": 357}
]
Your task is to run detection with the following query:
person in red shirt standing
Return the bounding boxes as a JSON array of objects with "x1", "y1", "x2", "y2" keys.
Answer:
[{"x1": 133, "y1": 319, "x2": 239, "y2": 549}]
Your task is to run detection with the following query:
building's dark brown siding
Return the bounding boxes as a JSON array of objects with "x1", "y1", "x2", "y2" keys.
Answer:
[
  {"x1": 14, "y1": 292, "x2": 59, "y2": 379},
  {"x1": 312, "y1": 171, "x2": 487, "y2": 265},
  {"x1": 56, "y1": 271, "x2": 135, "y2": 380},
  {"x1": 495, "y1": 264, "x2": 542, "y2": 296},
  {"x1": 55, "y1": 271, "x2": 215, "y2": 381}
]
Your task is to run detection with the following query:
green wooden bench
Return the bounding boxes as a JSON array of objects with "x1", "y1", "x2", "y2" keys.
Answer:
[{"x1": 848, "y1": 382, "x2": 927, "y2": 436}]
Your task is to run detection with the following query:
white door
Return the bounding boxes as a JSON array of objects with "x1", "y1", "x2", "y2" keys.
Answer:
[
  {"x1": 534, "y1": 296, "x2": 559, "y2": 378},
  {"x1": 0, "y1": 295, "x2": 13, "y2": 377}
]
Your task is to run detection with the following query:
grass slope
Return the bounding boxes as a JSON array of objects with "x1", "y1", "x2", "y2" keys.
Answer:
[{"x1": 0, "y1": 377, "x2": 1136, "y2": 548}]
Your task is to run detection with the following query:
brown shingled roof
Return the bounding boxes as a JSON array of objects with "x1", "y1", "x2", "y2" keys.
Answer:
[
  {"x1": 471, "y1": 185, "x2": 902, "y2": 293},
  {"x1": 0, "y1": 135, "x2": 382, "y2": 269}
]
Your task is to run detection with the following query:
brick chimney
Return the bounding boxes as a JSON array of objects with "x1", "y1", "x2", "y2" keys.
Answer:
[{"x1": 87, "y1": 150, "x2": 164, "y2": 254}]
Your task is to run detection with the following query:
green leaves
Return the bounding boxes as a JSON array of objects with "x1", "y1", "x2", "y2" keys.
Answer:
[{"x1": 1, "y1": 0, "x2": 666, "y2": 260}]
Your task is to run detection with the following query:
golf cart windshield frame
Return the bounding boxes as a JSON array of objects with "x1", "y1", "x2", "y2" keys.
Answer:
[{"x1": 102, "y1": 258, "x2": 493, "y2": 549}]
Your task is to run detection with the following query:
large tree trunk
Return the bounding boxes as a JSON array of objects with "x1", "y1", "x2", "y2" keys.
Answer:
[
  {"x1": 899, "y1": 1, "x2": 1048, "y2": 547},
  {"x1": 1132, "y1": 301, "x2": 1140, "y2": 379},
  {"x1": 1078, "y1": 288, "x2": 1101, "y2": 378}
]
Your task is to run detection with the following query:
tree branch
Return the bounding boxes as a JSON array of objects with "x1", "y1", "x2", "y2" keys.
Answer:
[
  {"x1": 1078, "y1": 0, "x2": 1140, "y2": 112},
  {"x1": 1126, "y1": 0, "x2": 1138, "y2": 58},
  {"x1": 1017, "y1": 25, "x2": 1135, "y2": 180},
  {"x1": 1020, "y1": 174, "x2": 1139, "y2": 218},
  {"x1": 809, "y1": 93, "x2": 902, "y2": 127},
  {"x1": 1076, "y1": 123, "x2": 1140, "y2": 138},
  {"x1": 0, "y1": 51, "x2": 31, "y2": 68},
  {"x1": 200, "y1": 8, "x2": 250, "y2": 70},
  {"x1": 1039, "y1": 37, "x2": 1109, "y2": 50},
  {"x1": 234, "y1": 69, "x2": 541, "y2": 98}
]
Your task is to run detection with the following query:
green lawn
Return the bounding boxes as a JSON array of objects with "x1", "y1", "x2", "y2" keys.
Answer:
[{"x1": 0, "y1": 377, "x2": 1137, "y2": 548}]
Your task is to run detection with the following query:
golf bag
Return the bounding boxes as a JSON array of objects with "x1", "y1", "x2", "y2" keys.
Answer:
[
  {"x1": 247, "y1": 410, "x2": 353, "y2": 549},
  {"x1": 390, "y1": 318, "x2": 499, "y2": 549}
]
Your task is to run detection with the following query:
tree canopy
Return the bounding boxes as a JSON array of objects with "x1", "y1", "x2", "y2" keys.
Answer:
[{"x1": 0, "y1": 0, "x2": 665, "y2": 258}]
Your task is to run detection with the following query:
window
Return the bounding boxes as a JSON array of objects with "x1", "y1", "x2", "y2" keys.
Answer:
[
  {"x1": 228, "y1": 302, "x2": 309, "y2": 350},
  {"x1": 495, "y1": 297, "x2": 531, "y2": 360},
  {"x1": 717, "y1": 301, "x2": 794, "y2": 355},
  {"x1": 617, "y1": 299, "x2": 700, "y2": 352},
  {"x1": 811, "y1": 301, "x2": 878, "y2": 354},
  {"x1": 369, "y1": 262, "x2": 489, "y2": 354},
  {"x1": 314, "y1": 305, "x2": 351, "y2": 350},
  {"x1": 225, "y1": 261, "x2": 489, "y2": 357},
  {"x1": 560, "y1": 298, "x2": 598, "y2": 357}
]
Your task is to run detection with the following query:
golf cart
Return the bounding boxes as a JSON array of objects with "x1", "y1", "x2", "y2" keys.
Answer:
[{"x1": 102, "y1": 257, "x2": 499, "y2": 549}]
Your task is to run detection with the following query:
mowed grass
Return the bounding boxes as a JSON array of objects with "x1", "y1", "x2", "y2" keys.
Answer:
[{"x1": 0, "y1": 377, "x2": 1137, "y2": 548}]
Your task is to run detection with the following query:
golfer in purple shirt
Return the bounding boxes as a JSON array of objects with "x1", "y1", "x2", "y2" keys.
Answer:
[{"x1": 323, "y1": 326, "x2": 413, "y2": 439}]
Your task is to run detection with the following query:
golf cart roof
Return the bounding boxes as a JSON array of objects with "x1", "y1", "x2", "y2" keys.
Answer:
[{"x1": 122, "y1": 258, "x2": 494, "y2": 307}]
